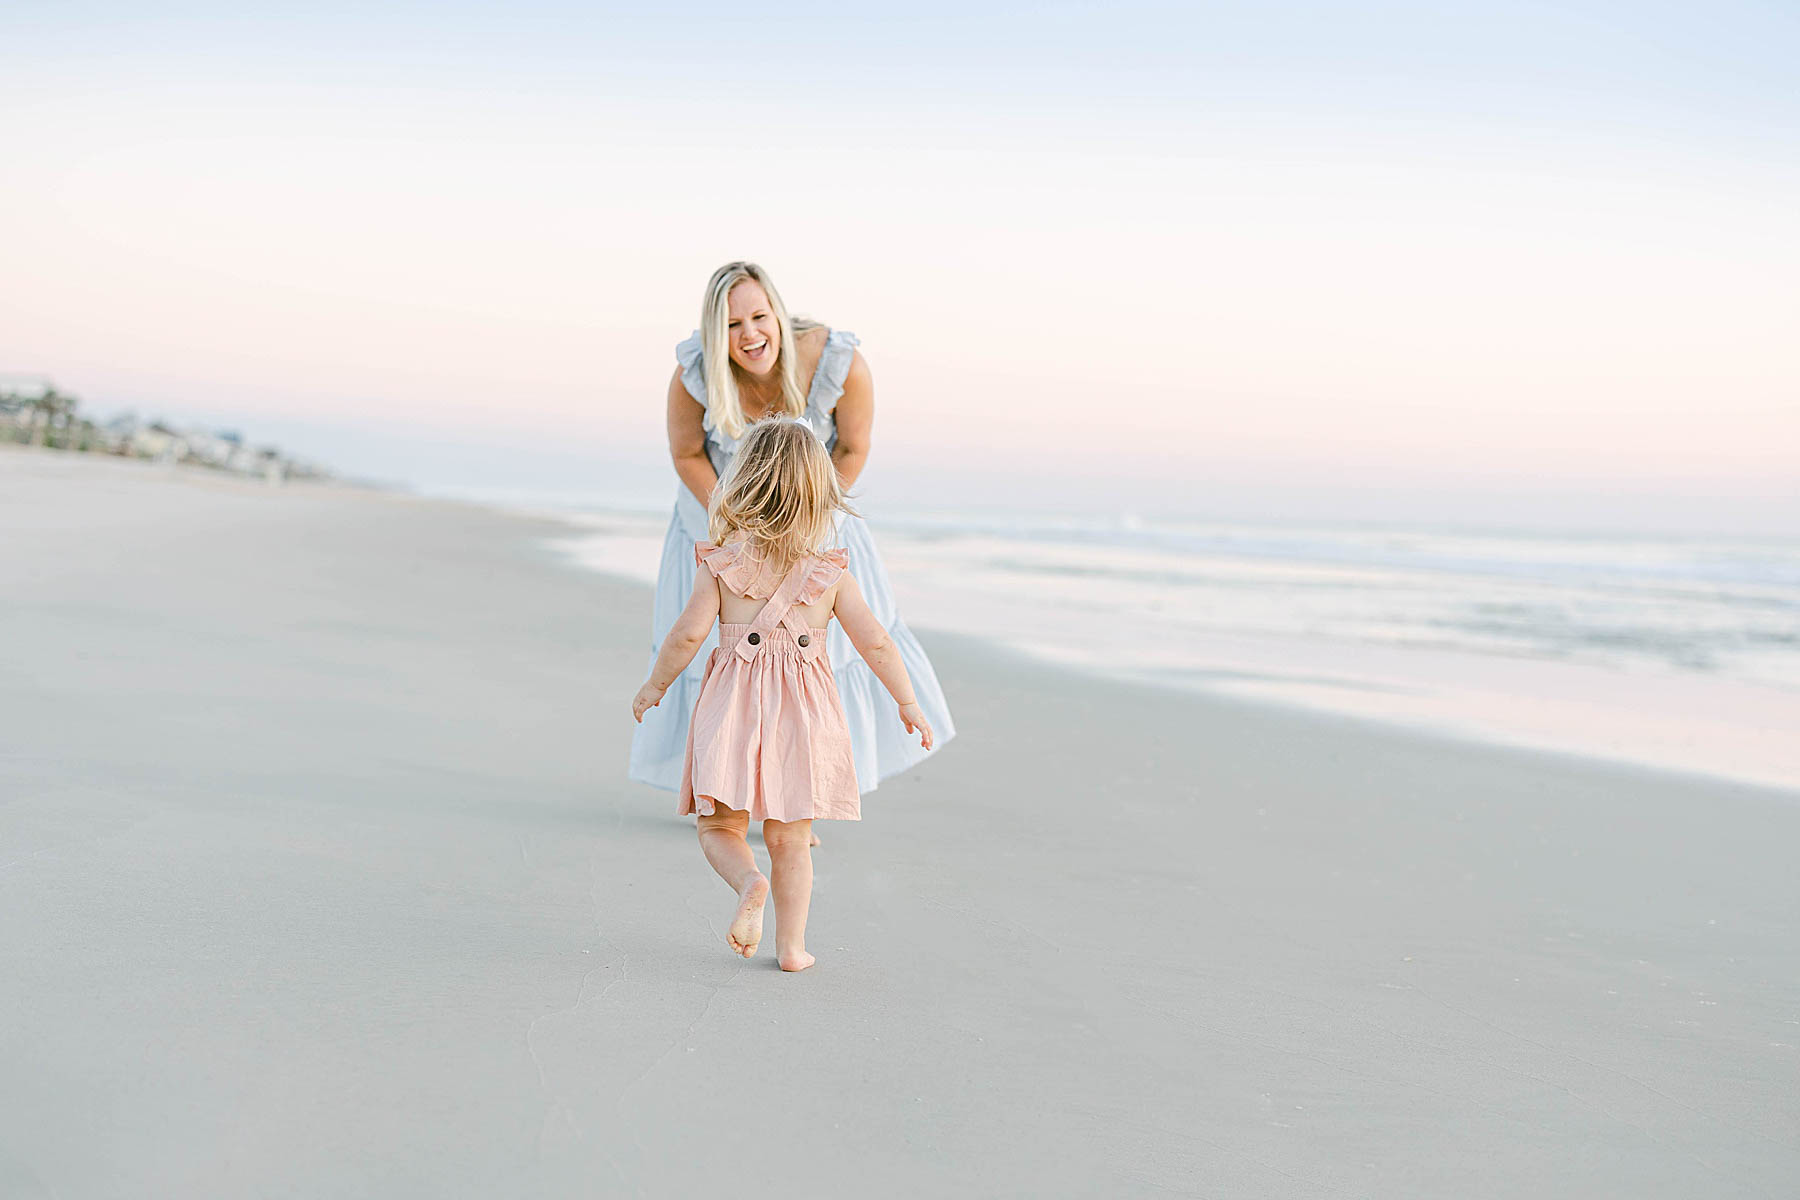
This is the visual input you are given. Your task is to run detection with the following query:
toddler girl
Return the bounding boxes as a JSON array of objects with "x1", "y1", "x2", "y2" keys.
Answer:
[{"x1": 632, "y1": 418, "x2": 933, "y2": 971}]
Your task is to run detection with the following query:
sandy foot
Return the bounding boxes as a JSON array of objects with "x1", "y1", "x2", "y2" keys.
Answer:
[{"x1": 728, "y1": 875, "x2": 768, "y2": 957}]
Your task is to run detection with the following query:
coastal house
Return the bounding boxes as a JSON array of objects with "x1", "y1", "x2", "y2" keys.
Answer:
[
  {"x1": 3, "y1": 381, "x2": 321, "y2": 479},
  {"x1": 183, "y1": 429, "x2": 244, "y2": 468},
  {"x1": 128, "y1": 423, "x2": 187, "y2": 461},
  {"x1": 99, "y1": 412, "x2": 141, "y2": 454},
  {"x1": 0, "y1": 375, "x2": 52, "y2": 404}
]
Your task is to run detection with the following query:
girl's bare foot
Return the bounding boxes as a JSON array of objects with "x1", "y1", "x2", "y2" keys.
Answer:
[
  {"x1": 777, "y1": 948, "x2": 815, "y2": 972},
  {"x1": 728, "y1": 875, "x2": 769, "y2": 957},
  {"x1": 809, "y1": 830, "x2": 821, "y2": 847}
]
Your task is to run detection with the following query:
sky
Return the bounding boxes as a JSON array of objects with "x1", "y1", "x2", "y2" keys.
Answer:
[{"x1": 3, "y1": 0, "x2": 1797, "y2": 535}]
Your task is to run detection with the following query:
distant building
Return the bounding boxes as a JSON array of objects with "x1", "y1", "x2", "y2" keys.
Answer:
[
  {"x1": 0, "y1": 375, "x2": 52, "y2": 402},
  {"x1": 2, "y1": 377, "x2": 326, "y2": 479}
]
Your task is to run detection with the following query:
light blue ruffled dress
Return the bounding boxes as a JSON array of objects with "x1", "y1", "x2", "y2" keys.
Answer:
[{"x1": 629, "y1": 327, "x2": 956, "y2": 794}]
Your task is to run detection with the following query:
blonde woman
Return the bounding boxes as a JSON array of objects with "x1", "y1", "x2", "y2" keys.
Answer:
[{"x1": 629, "y1": 262, "x2": 954, "y2": 807}]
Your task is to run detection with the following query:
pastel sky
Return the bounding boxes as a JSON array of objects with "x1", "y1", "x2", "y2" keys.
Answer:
[{"x1": 4, "y1": 1, "x2": 1796, "y2": 534}]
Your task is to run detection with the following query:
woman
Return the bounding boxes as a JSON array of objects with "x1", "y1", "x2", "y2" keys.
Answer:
[{"x1": 629, "y1": 261, "x2": 954, "y2": 800}]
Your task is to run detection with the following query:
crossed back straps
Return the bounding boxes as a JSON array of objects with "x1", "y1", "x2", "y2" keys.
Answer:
[{"x1": 732, "y1": 555, "x2": 828, "y2": 664}]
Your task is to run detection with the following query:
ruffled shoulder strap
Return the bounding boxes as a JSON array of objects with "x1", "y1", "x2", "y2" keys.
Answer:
[
  {"x1": 694, "y1": 539, "x2": 782, "y2": 598},
  {"x1": 696, "y1": 541, "x2": 848, "y2": 603},
  {"x1": 795, "y1": 548, "x2": 850, "y2": 605},
  {"x1": 805, "y1": 329, "x2": 861, "y2": 417},
  {"x1": 674, "y1": 330, "x2": 708, "y2": 409}
]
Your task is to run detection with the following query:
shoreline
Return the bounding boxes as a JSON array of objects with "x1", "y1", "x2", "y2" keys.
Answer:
[
  {"x1": 5, "y1": 446, "x2": 1798, "y2": 1197},
  {"x1": 14, "y1": 438, "x2": 1796, "y2": 803},
  {"x1": 19, "y1": 442, "x2": 1792, "y2": 804},
  {"x1": 534, "y1": 502, "x2": 1800, "y2": 801}
]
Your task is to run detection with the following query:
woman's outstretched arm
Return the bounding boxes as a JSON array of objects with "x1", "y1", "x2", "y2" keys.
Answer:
[
  {"x1": 667, "y1": 367, "x2": 718, "y2": 509},
  {"x1": 831, "y1": 350, "x2": 873, "y2": 490}
]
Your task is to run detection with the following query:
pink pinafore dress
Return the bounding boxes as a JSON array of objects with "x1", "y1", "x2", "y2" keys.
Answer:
[{"x1": 678, "y1": 540, "x2": 862, "y2": 822}]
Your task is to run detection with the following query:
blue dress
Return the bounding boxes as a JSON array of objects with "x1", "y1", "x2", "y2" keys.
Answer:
[{"x1": 628, "y1": 327, "x2": 956, "y2": 794}]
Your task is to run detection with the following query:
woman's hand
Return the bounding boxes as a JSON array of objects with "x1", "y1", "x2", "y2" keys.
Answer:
[
  {"x1": 898, "y1": 701, "x2": 934, "y2": 750},
  {"x1": 632, "y1": 681, "x2": 667, "y2": 722}
]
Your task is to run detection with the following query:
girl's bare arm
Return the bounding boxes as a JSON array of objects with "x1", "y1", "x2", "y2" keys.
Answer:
[
  {"x1": 633, "y1": 566, "x2": 721, "y2": 720},
  {"x1": 832, "y1": 570, "x2": 933, "y2": 748},
  {"x1": 667, "y1": 367, "x2": 718, "y2": 510}
]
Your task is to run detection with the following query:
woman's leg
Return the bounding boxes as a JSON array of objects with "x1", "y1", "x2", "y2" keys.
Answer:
[
  {"x1": 696, "y1": 804, "x2": 767, "y2": 957},
  {"x1": 762, "y1": 817, "x2": 816, "y2": 972}
]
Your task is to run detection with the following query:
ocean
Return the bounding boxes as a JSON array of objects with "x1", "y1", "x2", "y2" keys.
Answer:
[{"x1": 436, "y1": 487, "x2": 1800, "y2": 795}]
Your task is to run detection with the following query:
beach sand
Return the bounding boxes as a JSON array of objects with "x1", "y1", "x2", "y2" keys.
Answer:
[{"x1": 3, "y1": 445, "x2": 1796, "y2": 1198}]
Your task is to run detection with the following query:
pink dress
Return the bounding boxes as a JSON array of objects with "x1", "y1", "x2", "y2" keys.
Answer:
[{"x1": 678, "y1": 540, "x2": 862, "y2": 822}]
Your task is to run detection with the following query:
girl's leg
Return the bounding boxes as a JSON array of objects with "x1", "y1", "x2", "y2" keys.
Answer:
[
  {"x1": 762, "y1": 817, "x2": 816, "y2": 972},
  {"x1": 695, "y1": 804, "x2": 767, "y2": 958}
]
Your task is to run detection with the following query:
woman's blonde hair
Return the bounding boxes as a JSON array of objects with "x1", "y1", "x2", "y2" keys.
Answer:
[
  {"x1": 700, "y1": 261, "x2": 821, "y2": 439},
  {"x1": 709, "y1": 418, "x2": 856, "y2": 574}
]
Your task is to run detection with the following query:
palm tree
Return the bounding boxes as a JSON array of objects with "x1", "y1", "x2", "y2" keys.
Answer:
[
  {"x1": 56, "y1": 391, "x2": 79, "y2": 450},
  {"x1": 30, "y1": 387, "x2": 83, "y2": 449},
  {"x1": 27, "y1": 390, "x2": 51, "y2": 446}
]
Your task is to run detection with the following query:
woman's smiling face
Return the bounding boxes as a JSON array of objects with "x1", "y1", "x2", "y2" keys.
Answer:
[{"x1": 726, "y1": 281, "x2": 780, "y2": 376}]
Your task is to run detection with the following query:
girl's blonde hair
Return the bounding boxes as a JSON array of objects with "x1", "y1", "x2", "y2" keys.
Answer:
[
  {"x1": 709, "y1": 418, "x2": 856, "y2": 574},
  {"x1": 700, "y1": 261, "x2": 821, "y2": 439}
]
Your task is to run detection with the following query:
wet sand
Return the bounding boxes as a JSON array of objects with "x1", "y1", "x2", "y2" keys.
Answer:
[{"x1": 3, "y1": 445, "x2": 1796, "y2": 1198}]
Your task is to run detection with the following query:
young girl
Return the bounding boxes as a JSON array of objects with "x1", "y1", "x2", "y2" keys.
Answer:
[{"x1": 632, "y1": 418, "x2": 933, "y2": 972}]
